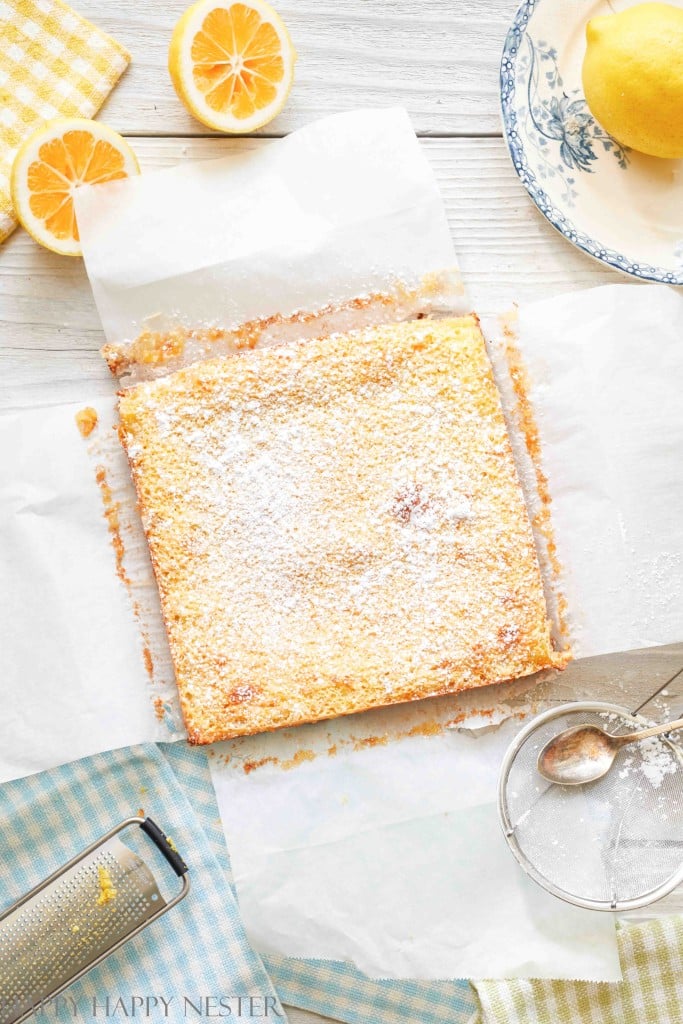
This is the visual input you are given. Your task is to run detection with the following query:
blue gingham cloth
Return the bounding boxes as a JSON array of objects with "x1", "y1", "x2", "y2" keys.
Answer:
[
  {"x1": 263, "y1": 957, "x2": 477, "y2": 1024},
  {"x1": 1, "y1": 741, "x2": 477, "y2": 1024},
  {"x1": 0, "y1": 743, "x2": 285, "y2": 1023}
]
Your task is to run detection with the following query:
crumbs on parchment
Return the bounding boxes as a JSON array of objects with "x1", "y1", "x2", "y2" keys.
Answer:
[{"x1": 75, "y1": 406, "x2": 98, "y2": 438}]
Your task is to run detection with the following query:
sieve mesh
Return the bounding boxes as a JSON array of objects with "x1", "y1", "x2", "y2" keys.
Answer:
[{"x1": 499, "y1": 702, "x2": 683, "y2": 911}]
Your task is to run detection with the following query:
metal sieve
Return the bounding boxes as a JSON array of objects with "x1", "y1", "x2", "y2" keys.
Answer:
[{"x1": 498, "y1": 702, "x2": 683, "y2": 912}]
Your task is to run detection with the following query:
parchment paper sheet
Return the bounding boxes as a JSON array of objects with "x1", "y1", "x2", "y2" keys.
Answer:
[
  {"x1": 75, "y1": 107, "x2": 466, "y2": 347},
  {"x1": 0, "y1": 399, "x2": 183, "y2": 784},
  {"x1": 514, "y1": 284, "x2": 683, "y2": 657},
  {"x1": 0, "y1": 107, "x2": 464, "y2": 784},
  {"x1": 4, "y1": 105, "x2": 682, "y2": 980},
  {"x1": 210, "y1": 715, "x2": 620, "y2": 981},
  {"x1": 208, "y1": 283, "x2": 683, "y2": 980}
]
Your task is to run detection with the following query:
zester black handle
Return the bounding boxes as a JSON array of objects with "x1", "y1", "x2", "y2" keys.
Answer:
[{"x1": 140, "y1": 817, "x2": 189, "y2": 876}]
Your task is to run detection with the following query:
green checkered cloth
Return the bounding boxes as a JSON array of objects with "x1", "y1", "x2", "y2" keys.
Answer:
[{"x1": 470, "y1": 917, "x2": 683, "y2": 1024}]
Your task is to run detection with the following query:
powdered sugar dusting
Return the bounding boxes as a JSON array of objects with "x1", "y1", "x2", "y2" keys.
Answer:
[
  {"x1": 118, "y1": 317, "x2": 560, "y2": 743},
  {"x1": 638, "y1": 736, "x2": 679, "y2": 789},
  {"x1": 600, "y1": 711, "x2": 682, "y2": 789}
]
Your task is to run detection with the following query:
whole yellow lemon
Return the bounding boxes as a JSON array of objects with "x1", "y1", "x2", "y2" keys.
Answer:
[{"x1": 582, "y1": 2, "x2": 683, "y2": 159}]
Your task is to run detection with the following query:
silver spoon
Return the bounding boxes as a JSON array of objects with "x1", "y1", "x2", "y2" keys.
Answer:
[{"x1": 537, "y1": 715, "x2": 683, "y2": 785}]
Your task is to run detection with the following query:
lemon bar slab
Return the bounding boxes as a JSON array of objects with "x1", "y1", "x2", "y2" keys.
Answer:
[{"x1": 118, "y1": 316, "x2": 560, "y2": 744}]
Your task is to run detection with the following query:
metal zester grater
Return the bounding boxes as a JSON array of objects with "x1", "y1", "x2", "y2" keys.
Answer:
[{"x1": 0, "y1": 816, "x2": 190, "y2": 1024}]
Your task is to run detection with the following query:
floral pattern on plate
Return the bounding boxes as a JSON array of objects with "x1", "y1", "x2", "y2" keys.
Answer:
[
  {"x1": 518, "y1": 36, "x2": 628, "y2": 205},
  {"x1": 501, "y1": 0, "x2": 683, "y2": 284}
]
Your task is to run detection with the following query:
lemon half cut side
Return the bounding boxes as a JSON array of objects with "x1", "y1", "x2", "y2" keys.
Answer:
[{"x1": 169, "y1": 0, "x2": 297, "y2": 133}]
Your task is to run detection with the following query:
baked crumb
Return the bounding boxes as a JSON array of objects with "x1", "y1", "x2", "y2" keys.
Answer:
[
  {"x1": 75, "y1": 406, "x2": 98, "y2": 438},
  {"x1": 142, "y1": 646, "x2": 154, "y2": 677},
  {"x1": 501, "y1": 317, "x2": 571, "y2": 655},
  {"x1": 94, "y1": 465, "x2": 129, "y2": 586},
  {"x1": 102, "y1": 274, "x2": 463, "y2": 379}
]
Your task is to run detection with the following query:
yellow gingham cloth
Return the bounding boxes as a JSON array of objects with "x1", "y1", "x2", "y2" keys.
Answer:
[
  {"x1": 0, "y1": 0, "x2": 129, "y2": 242},
  {"x1": 471, "y1": 917, "x2": 683, "y2": 1024}
]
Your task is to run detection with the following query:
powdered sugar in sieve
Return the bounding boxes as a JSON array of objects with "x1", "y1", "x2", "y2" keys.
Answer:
[{"x1": 498, "y1": 702, "x2": 683, "y2": 911}]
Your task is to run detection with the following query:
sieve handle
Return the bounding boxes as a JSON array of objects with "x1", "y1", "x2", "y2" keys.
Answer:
[
  {"x1": 140, "y1": 817, "x2": 189, "y2": 876},
  {"x1": 613, "y1": 715, "x2": 683, "y2": 747}
]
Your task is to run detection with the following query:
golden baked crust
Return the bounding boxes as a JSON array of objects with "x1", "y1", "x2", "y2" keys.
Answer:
[{"x1": 119, "y1": 316, "x2": 560, "y2": 744}]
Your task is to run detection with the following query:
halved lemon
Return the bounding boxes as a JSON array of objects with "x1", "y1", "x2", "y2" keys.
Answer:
[
  {"x1": 169, "y1": 0, "x2": 296, "y2": 133},
  {"x1": 11, "y1": 118, "x2": 140, "y2": 257}
]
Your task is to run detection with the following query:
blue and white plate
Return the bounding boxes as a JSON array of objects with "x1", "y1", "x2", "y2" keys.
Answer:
[{"x1": 501, "y1": 0, "x2": 683, "y2": 283}]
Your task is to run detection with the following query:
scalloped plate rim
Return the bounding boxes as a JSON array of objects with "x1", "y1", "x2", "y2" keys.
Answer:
[{"x1": 500, "y1": 0, "x2": 683, "y2": 286}]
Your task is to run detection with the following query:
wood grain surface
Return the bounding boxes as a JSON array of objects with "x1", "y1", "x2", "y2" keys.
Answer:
[
  {"x1": 0, "y1": 137, "x2": 619, "y2": 411},
  {"x1": 63, "y1": 0, "x2": 517, "y2": 136}
]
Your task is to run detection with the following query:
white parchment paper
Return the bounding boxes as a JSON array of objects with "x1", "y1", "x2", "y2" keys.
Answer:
[
  {"x1": 210, "y1": 712, "x2": 620, "y2": 981},
  {"x1": 207, "y1": 283, "x2": 683, "y2": 980},
  {"x1": 0, "y1": 399, "x2": 183, "y2": 784},
  {"x1": 4, "y1": 104, "x2": 682, "y2": 980},
  {"x1": 514, "y1": 284, "x2": 683, "y2": 657},
  {"x1": 75, "y1": 107, "x2": 466, "y2": 347},
  {"x1": 3, "y1": 108, "x2": 466, "y2": 789}
]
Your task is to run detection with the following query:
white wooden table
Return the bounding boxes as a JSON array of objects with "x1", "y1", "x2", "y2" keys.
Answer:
[
  {"x1": 1, "y1": 1, "x2": 681, "y2": 1019},
  {"x1": 0, "y1": 0, "x2": 626, "y2": 414}
]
